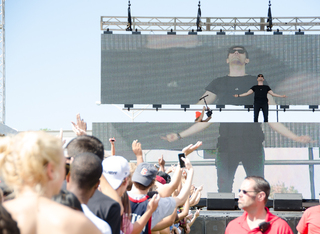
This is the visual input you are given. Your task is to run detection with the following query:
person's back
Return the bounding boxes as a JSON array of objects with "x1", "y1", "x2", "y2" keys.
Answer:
[
  {"x1": 4, "y1": 189, "x2": 101, "y2": 234},
  {"x1": 0, "y1": 131, "x2": 102, "y2": 234}
]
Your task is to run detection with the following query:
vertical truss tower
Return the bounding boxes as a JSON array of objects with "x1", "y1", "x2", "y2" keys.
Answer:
[{"x1": 0, "y1": 0, "x2": 5, "y2": 124}]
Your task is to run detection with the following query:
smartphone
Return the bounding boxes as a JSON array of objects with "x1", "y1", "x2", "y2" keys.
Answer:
[{"x1": 178, "y1": 153, "x2": 186, "y2": 168}]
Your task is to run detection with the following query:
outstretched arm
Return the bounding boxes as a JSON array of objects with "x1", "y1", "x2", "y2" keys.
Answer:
[
  {"x1": 268, "y1": 122, "x2": 312, "y2": 143},
  {"x1": 268, "y1": 90, "x2": 286, "y2": 98},
  {"x1": 233, "y1": 89, "x2": 253, "y2": 98},
  {"x1": 267, "y1": 96, "x2": 312, "y2": 143},
  {"x1": 161, "y1": 123, "x2": 211, "y2": 142}
]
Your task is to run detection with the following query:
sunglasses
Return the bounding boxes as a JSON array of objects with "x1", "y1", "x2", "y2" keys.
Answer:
[
  {"x1": 228, "y1": 49, "x2": 246, "y2": 54},
  {"x1": 258, "y1": 75, "x2": 264, "y2": 77},
  {"x1": 238, "y1": 189, "x2": 258, "y2": 194}
]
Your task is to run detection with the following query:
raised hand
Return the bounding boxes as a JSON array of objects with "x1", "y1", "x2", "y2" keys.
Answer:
[
  {"x1": 71, "y1": 113, "x2": 87, "y2": 136},
  {"x1": 182, "y1": 141, "x2": 202, "y2": 156}
]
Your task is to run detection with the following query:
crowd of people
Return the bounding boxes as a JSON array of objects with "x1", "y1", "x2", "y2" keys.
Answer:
[{"x1": 0, "y1": 114, "x2": 318, "y2": 234}]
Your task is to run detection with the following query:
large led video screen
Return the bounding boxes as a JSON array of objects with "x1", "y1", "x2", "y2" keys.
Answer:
[
  {"x1": 101, "y1": 34, "x2": 320, "y2": 105},
  {"x1": 93, "y1": 122, "x2": 320, "y2": 199}
]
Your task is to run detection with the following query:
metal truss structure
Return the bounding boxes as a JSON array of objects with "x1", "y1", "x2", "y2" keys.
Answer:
[
  {"x1": 0, "y1": 0, "x2": 4, "y2": 124},
  {"x1": 101, "y1": 16, "x2": 320, "y2": 32}
]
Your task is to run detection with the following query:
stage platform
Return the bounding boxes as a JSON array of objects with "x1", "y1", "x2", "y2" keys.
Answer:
[{"x1": 190, "y1": 209, "x2": 303, "y2": 234}]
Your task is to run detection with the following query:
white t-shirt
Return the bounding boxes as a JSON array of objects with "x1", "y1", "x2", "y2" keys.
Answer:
[
  {"x1": 81, "y1": 204, "x2": 112, "y2": 234},
  {"x1": 127, "y1": 191, "x2": 176, "y2": 229}
]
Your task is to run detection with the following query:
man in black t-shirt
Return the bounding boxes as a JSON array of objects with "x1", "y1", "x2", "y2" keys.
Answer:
[
  {"x1": 163, "y1": 46, "x2": 311, "y2": 193},
  {"x1": 234, "y1": 74, "x2": 286, "y2": 122}
]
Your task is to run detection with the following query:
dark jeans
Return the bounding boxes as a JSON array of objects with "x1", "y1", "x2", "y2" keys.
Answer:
[
  {"x1": 216, "y1": 147, "x2": 265, "y2": 193},
  {"x1": 254, "y1": 102, "x2": 269, "y2": 122}
]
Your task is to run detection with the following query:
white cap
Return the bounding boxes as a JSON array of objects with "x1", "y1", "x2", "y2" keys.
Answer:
[{"x1": 102, "y1": 156, "x2": 130, "y2": 190}]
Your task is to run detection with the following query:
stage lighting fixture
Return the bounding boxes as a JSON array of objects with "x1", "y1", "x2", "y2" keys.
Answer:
[
  {"x1": 245, "y1": 29, "x2": 254, "y2": 35},
  {"x1": 273, "y1": 193, "x2": 303, "y2": 211},
  {"x1": 244, "y1": 105, "x2": 253, "y2": 112},
  {"x1": 188, "y1": 29, "x2": 197, "y2": 35},
  {"x1": 216, "y1": 105, "x2": 225, "y2": 112},
  {"x1": 104, "y1": 28, "x2": 113, "y2": 34},
  {"x1": 153, "y1": 104, "x2": 162, "y2": 111},
  {"x1": 295, "y1": 29, "x2": 304, "y2": 35},
  {"x1": 217, "y1": 29, "x2": 225, "y2": 35},
  {"x1": 274, "y1": 29, "x2": 282, "y2": 35},
  {"x1": 124, "y1": 104, "x2": 134, "y2": 111},
  {"x1": 167, "y1": 29, "x2": 176, "y2": 35},
  {"x1": 181, "y1": 105, "x2": 190, "y2": 111},
  {"x1": 207, "y1": 192, "x2": 235, "y2": 210},
  {"x1": 309, "y1": 105, "x2": 318, "y2": 112},
  {"x1": 280, "y1": 105, "x2": 289, "y2": 112},
  {"x1": 132, "y1": 29, "x2": 141, "y2": 35}
]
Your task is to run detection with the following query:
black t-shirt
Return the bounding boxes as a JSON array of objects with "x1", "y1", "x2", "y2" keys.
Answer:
[
  {"x1": 251, "y1": 85, "x2": 271, "y2": 103},
  {"x1": 87, "y1": 190, "x2": 121, "y2": 234},
  {"x1": 205, "y1": 75, "x2": 269, "y2": 105}
]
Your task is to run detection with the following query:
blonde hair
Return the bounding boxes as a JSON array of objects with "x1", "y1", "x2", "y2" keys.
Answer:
[{"x1": 0, "y1": 131, "x2": 62, "y2": 194}]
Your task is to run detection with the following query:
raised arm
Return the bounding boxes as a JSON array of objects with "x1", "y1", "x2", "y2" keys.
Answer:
[
  {"x1": 233, "y1": 89, "x2": 253, "y2": 98},
  {"x1": 157, "y1": 165, "x2": 182, "y2": 198},
  {"x1": 71, "y1": 113, "x2": 87, "y2": 136},
  {"x1": 132, "y1": 140, "x2": 144, "y2": 165},
  {"x1": 132, "y1": 194, "x2": 160, "y2": 234},
  {"x1": 173, "y1": 158, "x2": 194, "y2": 207},
  {"x1": 188, "y1": 209, "x2": 200, "y2": 227},
  {"x1": 158, "y1": 155, "x2": 166, "y2": 172},
  {"x1": 109, "y1": 137, "x2": 116, "y2": 156}
]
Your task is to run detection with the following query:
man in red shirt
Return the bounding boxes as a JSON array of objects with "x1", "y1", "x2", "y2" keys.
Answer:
[
  {"x1": 225, "y1": 176, "x2": 293, "y2": 234},
  {"x1": 296, "y1": 203, "x2": 320, "y2": 234}
]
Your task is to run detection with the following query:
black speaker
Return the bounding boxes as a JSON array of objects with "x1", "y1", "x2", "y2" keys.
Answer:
[
  {"x1": 190, "y1": 216, "x2": 205, "y2": 233},
  {"x1": 273, "y1": 193, "x2": 303, "y2": 211},
  {"x1": 207, "y1": 193, "x2": 235, "y2": 210},
  {"x1": 205, "y1": 216, "x2": 227, "y2": 234}
]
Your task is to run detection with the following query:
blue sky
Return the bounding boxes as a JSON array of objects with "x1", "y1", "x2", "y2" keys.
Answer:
[{"x1": 5, "y1": 0, "x2": 320, "y2": 131}]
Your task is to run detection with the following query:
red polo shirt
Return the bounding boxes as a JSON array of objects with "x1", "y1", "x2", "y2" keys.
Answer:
[
  {"x1": 296, "y1": 205, "x2": 320, "y2": 234},
  {"x1": 225, "y1": 208, "x2": 293, "y2": 234}
]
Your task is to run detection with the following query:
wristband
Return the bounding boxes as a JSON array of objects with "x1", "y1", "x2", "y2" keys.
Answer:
[
  {"x1": 238, "y1": 94, "x2": 240, "y2": 97},
  {"x1": 177, "y1": 133, "x2": 182, "y2": 140}
]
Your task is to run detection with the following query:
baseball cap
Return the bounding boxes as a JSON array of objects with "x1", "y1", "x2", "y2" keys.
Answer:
[
  {"x1": 102, "y1": 156, "x2": 130, "y2": 190},
  {"x1": 157, "y1": 171, "x2": 171, "y2": 184},
  {"x1": 156, "y1": 175, "x2": 166, "y2": 185},
  {"x1": 132, "y1": 163, "x2": 157, "y2": 187}
]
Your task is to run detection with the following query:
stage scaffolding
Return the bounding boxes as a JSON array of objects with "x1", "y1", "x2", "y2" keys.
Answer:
[{"x1": 101, "y1": 16, "x2": 320, "y2": 32}]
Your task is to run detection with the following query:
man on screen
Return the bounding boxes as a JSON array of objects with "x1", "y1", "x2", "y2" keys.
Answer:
[
  {"x1": 162, "y1": 45, "x2": 312, "y2": 193},
  {"x1": 234, "y1": 73, "x2": 287, "y2": 122}
]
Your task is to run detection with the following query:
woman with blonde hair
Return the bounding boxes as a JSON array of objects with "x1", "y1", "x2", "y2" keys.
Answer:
[{"x1": 0, "y1": 131, "x2": 102, "y2": 234}]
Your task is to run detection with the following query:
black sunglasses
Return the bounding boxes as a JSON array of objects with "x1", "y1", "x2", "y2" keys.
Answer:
[
  {"x1": 258, "y1": 75, "x2": 264, "y2": 77},
  {"x1": 239, "y1": 189, "x2": 258, "y2": 194},
  {"x1": 228, "y1": 49, "x2": 246, "y2": 54}
]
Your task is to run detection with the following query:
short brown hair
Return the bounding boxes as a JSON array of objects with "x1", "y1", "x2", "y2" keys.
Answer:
[{"x1": 245, "y1": 176, "x2": 270, "y2": 204}]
